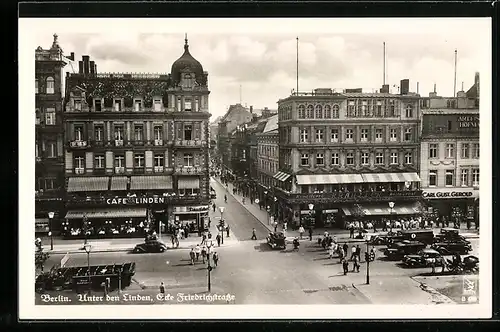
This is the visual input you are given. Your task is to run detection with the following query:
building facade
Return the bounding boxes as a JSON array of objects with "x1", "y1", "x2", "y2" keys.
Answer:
[
  {"x1": 419, "y1": 74, "x2": 480, "y2": 228},
  {"x1": 35, "y1": 34, "x2": 71, "y2": 234},
  {"x1": 276, "y1": 82, "x2": 423, "y2": 228},
  {"x1": 62, "y1": 38, "x2": 211, "y2": 239}
]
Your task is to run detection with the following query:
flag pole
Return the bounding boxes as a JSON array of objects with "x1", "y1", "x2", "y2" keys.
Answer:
[{"x1": 296, "y1": 37, "x2": 299, "y2": 94}]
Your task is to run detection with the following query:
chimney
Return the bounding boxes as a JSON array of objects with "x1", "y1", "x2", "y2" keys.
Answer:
[
  {"x1": 400, "y1": 79, "x2": 409, "y2": 95},
  {"x1": 90, "y1": 61, "x2": 95, "y2": 75},
  {"x1": 474, "y1": 72, "x2": 480, "y2": 85},
  {"x1": 417, "y1": 82, "x2": 419, "y2": 94},
  {"x1": 94, "y1": 63, "x2": 97, "y2": 74},
  {"x1": 82, "y1": 55, "x2": 90, "y2": 75},
  {"x1": 380, "y1": 84, "x2": 389, "y2": 93},
  {"x1": 69, "y1": 52, "x2": 75, "y2": 61},
  {"x1": 250, "y1": 106, "x2": 253, "y2": 113},
  {"x1": 78, "y1": 60, "x2": 83, "y2": 74}
]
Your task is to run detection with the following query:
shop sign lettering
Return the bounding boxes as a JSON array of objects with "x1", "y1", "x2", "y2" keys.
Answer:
[
  {"x1": 292, "y1": 190, "x2": 422, "y2": 202},
  {"x1": 106, "y1": 197, "x2": 165, "y2": 205},
  {"x1": 458, "y1": 116, "x2": 479, "y2": 128},
  {"x1": 423, "y1": 191, "x2": 473, "y2": 199}
]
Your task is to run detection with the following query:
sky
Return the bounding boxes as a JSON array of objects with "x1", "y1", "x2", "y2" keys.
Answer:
[{"x1": 24, "y1": 18, "x2": 490, "y2": 121}]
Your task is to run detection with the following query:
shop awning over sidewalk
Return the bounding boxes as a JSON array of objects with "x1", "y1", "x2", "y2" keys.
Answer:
[
  {"x1": 178, "y1": 177, "x2": 200, "y2": 189},
  {"x1": 296, "y1": 173, "x2": 364, "y2": 185},
  {"x1": 65, "y1": 208, "x2": 147, "y2": 219},
  {"x1": 361, "y1": 172, "x2": 421, "y2": 183},
  {"x1": 67, "y1": 177, "x2": 110, "y2": 192},
  {"x1": 342, "y1": 203, "x2": 421, "y2": 216},
  {"x1": 273, "y1": 171, "x2": 291, "y2": 182},
  {"x1": 130, "y1": 176, "x2": 173, "y2": 190},
  {"x1": 110, "y1": 176, "x2": 128, "y2": 191}
]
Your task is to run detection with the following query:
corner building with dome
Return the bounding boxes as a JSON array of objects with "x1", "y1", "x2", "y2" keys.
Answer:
[{"x1": 61, "y1": 37, "x2": 212, "y2": 239}]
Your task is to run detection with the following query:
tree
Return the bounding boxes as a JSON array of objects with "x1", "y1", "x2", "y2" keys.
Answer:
[{"x1": 35, "y1": 251, "x2": 50, "y2": 272}]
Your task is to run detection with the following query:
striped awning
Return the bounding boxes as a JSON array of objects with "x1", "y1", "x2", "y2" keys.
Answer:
[
  {"x1": 273, "y1": 171, "x2": 291, "y2": 182},
  {"x1": 362, "y1": 172, "x2": 421, "y2": 183},
  {"x1": 130, "y1": 176, "x2": 173, "y2": 190},
  {"x1": 35, "y1": 218, "x2": 49, "y2": 225},
  {"x1": 110, "y1": 176, "x2": 128, "y2": 190},
  {"x1": 296, "y1": 174, "x2": 364, "y2": 185},
  {"x1": 178, "y1": 177, "x2": 200, "y2": 189},
  {"x1": 67, "y1": 177, "x2": 109, "y2": 192},
  {"x1": 343, "y1": 203, "x2": 421, "y2": 216},
  {"x1": 65, "y1": 208, "x2": 147, "y2": 219}
]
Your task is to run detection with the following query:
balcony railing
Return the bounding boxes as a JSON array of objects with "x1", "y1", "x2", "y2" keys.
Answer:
[
  {"x1": 154, "y1": 139, "x2": 163, "y2": 146},
  {"x1": 174, "y1": 140, "x2": 205, "y2": 147},
  {"x1": 132, "y1": 140, "x2": 145, "y2": 146},
  {"x1": 115, "y1": 140, "x2": 124, "y2": 147},
  {"x1": 115, "y1": 167, "x2": 125, "y2": 174},
  {"x1": 93, "y1": 168, "x2": 106, "y2": 175},
  {"x1": 174, "y1": 166, "x2": 204, "y2": 175},
  {"x1": 133, "y1": 167, "x2": 145, "y2": 174},
  {"x1": 154, "y1": 166, "x2": 164, "y2": 173},
  {"x1": 74, "y1": 168, "x2": 85, "y2": 174},
  {"x1": 283, "y1": 189, "x2": 423, "y2": 203},
  {"x1": 69, "y1": 140, "x2": 88, "y2": 148}
]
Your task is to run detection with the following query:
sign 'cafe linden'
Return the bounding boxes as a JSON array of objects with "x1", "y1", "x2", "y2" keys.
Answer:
[{"x1": 106, "y1": 197, "x2": 166, "y2": 205}]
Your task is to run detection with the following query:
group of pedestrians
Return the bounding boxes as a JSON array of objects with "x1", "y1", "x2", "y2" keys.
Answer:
[{"x1": 189, "y1": 244, "x2": 219, "y2": 267}]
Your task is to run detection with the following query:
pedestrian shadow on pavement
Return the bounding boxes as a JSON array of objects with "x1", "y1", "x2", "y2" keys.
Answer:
[
  {"x1": 171, "y1": 262, "x2": 195, "y2": 267},
  {"x1": 313, "y1": 257, "x2": 331, "y2": 261},
  {"x1": 328, "y1": 272, "x2": 347, "y2": 278},
  {"x1": 323, "y1": 261, "x2": 340, "y2": 266},
  {"x1": 307, "y1": 248, "x2": 326, "y2": 253},
  {"x1": 253, "y1": 243, "x2": 274, "y2": 252}
]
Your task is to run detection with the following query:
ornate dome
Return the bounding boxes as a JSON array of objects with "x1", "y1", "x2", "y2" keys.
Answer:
[{"x1": 171, "y1": 35, "x2": 204, "y2": 86}]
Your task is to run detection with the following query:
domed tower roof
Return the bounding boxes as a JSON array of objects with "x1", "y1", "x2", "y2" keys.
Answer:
[{"x1": 171, "y1": 35, "x2": 204, "y2": 86}]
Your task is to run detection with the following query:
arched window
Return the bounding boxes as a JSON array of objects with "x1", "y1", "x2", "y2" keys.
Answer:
[
  {"x1": 315, "y1": 105, "x2": 323, "y2": 119},
  {"x1": 332, "y1": 104, "x2": 340, "y2": 118},
  {"x1": 298, "y1": 105, "x2": 305, "y2": 118},
  {"x1": 306, "y1": 105, "x2": 314, "y2": 118},
  {"x1": 46, "y1": 77, "x2": 55, "y2": 94},
  {"x1": 324, "y1": 105, "x2": 331, "y2": 118}
]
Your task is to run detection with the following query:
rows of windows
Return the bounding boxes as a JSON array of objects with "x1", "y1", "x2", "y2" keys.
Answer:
[
  {"x1": 299, "y1": 150, "x2": 414, "y2": 167},
  {"x1": 35, "y1": 140, "x2": 60, "y2": 158},
  {"x1": 428, "y1": 142, "x2": 480, "y2": 159},
  {"x1": 36, "y1": 108, "x2": 56, "y2": 125},
  {"x1": 36, "y1": 177, "x2": 60, "y2": 191},
  {"x1": 258, "y1": 159, "x2": 278, "y2": 174},
  {"x1": 279, "y1": 104, "x2": 293, "y2": 121},
  {"x1": 258, "y1": 144, "x2": 278, "y2": 157},
  {"x1": 70, "y1": 122, "x2": 201, "y2": 143},
  {"x1": 428, "y1": 168, "x2": 479, "y2": 187},
  {"x1": 298, "y1": 104, "x2": 340, "y2": 119},
  {"x1": 72, "y1": 152, "x2": 196, "y2": 174},
  {"x1": 35, "y1": 77, "x2": 55, "y2": 94},
  {"x1": 299, "y1": 127, "x2": 412, "y2": 144}
]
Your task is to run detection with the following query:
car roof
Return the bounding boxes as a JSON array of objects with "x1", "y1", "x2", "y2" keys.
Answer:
[
  {"x1": 400, "y1": 229, "x2": 434, "y2": 234},
  {"x1": 421, "y1": 248, "x2": 440, "y2": 254},
  {"x1": 441, "y1": 228, "x2": 459, "y2": 232}
]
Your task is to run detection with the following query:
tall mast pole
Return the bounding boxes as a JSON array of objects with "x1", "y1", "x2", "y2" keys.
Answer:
[
  {"x1": 296, "y1": 37, "x2": 299, "y2": 93},
  {"x1": 383, "y1": 42, "x2": 386, "y2": 85},
  {"x1": 453, "y1": 49, "x2": 457, "y2": 97}
]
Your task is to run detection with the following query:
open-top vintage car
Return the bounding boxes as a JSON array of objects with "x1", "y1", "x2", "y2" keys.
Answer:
[
  {"x1": 402, "y1": 248, "x2": 445, "y2": 268},
  {"x1": 266, "y1": 232, "x2": 287, "y2": 250}
]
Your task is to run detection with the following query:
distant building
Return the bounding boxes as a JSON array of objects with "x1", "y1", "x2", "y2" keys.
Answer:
[
  {"x1": 419, "y1": 73, "x2": 480, "y2": 228},
  {"x1": 256, "y1": 114, "x2": 279, "y2": 211},
  {"x1": 276, "y1": 83, "x2": 422, "y2": 228},
  {"x1": 35, "y1": 34, "x2": 72, "y2": 234},
  {"x1": 62, "y1": 37, "x2": 211, "y2": 238}
]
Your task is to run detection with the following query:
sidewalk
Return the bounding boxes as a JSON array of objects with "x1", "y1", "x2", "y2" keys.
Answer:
[{"x1": 213, "y1": 176, "x2": 479, "y2": 241}]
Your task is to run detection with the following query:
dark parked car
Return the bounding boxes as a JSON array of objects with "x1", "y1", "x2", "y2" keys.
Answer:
[
  {"x1": 133, "y1": 240, "x2": 168, "y2": 253},
  {"x1": 387, "y1": 229, "x2": 435, "y2": 247},
  {"x1": 384, "y1": 240, "x2": 427, "y2": 260},
  {"x1": 434, "y1": 228, "x2": 470, "y2": 244},
  {"x1": 266, "y1": 232, "x2": 287, "y2": 250},
  {"x1": 402, "y1": 248, "x2": 445, "y2": 268},
  {"x1": 431, "y1": 241, "x2": 472, "y2": 255}
]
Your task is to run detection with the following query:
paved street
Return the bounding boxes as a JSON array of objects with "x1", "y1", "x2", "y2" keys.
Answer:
[{"x1": 37, "y1": 178, "x2": 480, "y2": 305}]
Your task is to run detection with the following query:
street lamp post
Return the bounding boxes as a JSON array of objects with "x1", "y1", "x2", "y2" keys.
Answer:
[
  {"x1": 266, "y1": 206, "x2": 270, "y2": 225},
  {"x1": 83, "y1": 243, "x2": 92, "y2": 293},
  {"x1": 219, "y1": 206, "x2": 225, "y2": 244},
  {"x1": 389, "y1": 201, "x2": 395, "y2": 233},
  {"x1": 308, "y1": 203, "x2": 314, "y2": 228},
  {"x1": 206, "y1": 241, "x2": 213, "y2": 292},
  {"x1": 274, "y1": 197, "x2": 278, "y2": 220},
  {"x1": 47, "y1": 212, "x2": 54, "y2": 250},
  {"x1": 366, "y1": 240, "x2": 370, "y2": 285}
]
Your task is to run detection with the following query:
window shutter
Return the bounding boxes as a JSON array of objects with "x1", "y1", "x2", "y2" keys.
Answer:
[
  {"x1": 178, "y1": 152, "x2": 184, "y2": 166},
  {"x1": 194, "y1": 122, "x2": 201, "y2": 140},
  {"x1": 175, "y1": 122, "x2": 183, "y2": 140},
  {"x1": 194, "y1": 154, "x2": 200, "y2": 167}
]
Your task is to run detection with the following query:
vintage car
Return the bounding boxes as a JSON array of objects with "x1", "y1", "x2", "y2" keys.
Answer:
[
  {"x1": 402, "y1": 248, "x2": 445, "y2": 268},
  {"x1": 431, "y1": 241, "x2": 472, "y2": 255},
  {"x1": 387, "y1": 229, "x2": 435, "y2": 247},
  {"x1": 434, "y1": 228, "x2": 470, "y2": 244},
  {"x1": 384, "y1": 240, "x2": 427, "y2": 260},
  {"x1": 133, "y1": 239, "x2": 168, "y2": 253},
  {"x1": 266, "y1": 232, "x2": 287, "y2": 250}
]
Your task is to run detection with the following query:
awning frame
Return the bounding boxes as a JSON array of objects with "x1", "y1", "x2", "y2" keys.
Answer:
[
  {"x1": 65, "y1": 208, "x2": 147, "y2": 219},
  {"x1": 67, "y1": 177, "x2": 110, "y2": 192}
]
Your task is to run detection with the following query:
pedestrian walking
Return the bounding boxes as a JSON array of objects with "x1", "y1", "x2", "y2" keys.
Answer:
[
  {"x1": 350, "y1": 245, "x2": 356, "y2": 260},
  {"x1": 159, "y1": 282, "x2": 165, "y2": 295},
  {"x1": 342, "y1": 258, "x2": 349, "y2": 275},
  {"x1": 194, "y1": 244, "x2": 201, "y2": 261},
  {"x1": 308, "y1": 227, "x2": 313, "y2": 241},
  {"x1": 242, "y1": 197, "x2": 246, "y2": 204},
  {"x1": 208, "y1": 217, "x2": 211, "y2": 228},
  {"x1": 328, "y1": 243, "x2": 334, "y2": 259},
  {"x1": 349, "y1": 225, "x2": 354, "y2": 239},
  {"x1": 212, "y1": 202, "x2": 216, "y2": 213},
  {"x1": 213, "y1": 252, "x2": 219, "y2": 267},
  {"x1": 189, "y1": 248, "x2": 195, "y2": 265},
  {"x1": 274, "y1": 221, "x2": 278, "y2": 233},
  {"x1": 224, "y1": 194, "x2": 227, "y2": 203},
  {"x1": 298, "y1": 225, "x2": 305, "y2": 239},
  {"x1": 201, "y1": 233, "x2": 207, "y2": 245},
  {"x1": 353, "y1": 255, "x2": 360, "y2": 273},
  {"x1": 342, "y1": 243, "x2": 348, "y2": 256},
  {"x1": 201, "y1": 244, "x2": 207, "y2": 264},
  {"x1": 216, "y1": 234, "x2": 221, "y2": 247},
  {"x1": 251, "y1": 228, "x2": 257, "y2": 240},
  {"x1": 339, "y1": 247, "x2": 345, "y2": 262},
  {"x1": 356, "y1": 245, "x2": 361, "y2": 259},
  {"x1": 283, "y1": 222, "x2": 287, "y2": 232},
  {"x1": 226, "y1": 225, "x2": 230, "y2": 237}
]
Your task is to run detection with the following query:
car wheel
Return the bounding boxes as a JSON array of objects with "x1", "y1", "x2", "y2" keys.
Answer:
[{"x1": 159, "y1": 248, "x2": 164, "y2": 252}]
